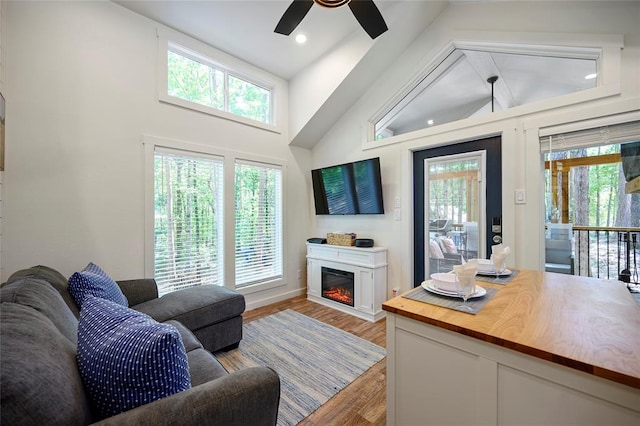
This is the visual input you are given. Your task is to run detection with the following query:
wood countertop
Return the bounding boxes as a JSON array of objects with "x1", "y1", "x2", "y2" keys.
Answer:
[{"x1": 382, "y1": 269, "x2": 640, "y2": 389}]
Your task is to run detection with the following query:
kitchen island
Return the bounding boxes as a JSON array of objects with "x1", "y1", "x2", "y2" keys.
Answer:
[{"x1": 383, "y1": 269, "x2": 640, "y2": 425}]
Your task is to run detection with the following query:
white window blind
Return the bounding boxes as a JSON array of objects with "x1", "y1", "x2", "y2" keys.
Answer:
[
  {"x1": 234, "y1": 160, "x2": 283, "y2": 288},
  {"x1": 540, "y1": 115, "x2": 640, "y2": 152},
  {"x1": 154, "y1": 148, "x2": 225, "y2": 295}
]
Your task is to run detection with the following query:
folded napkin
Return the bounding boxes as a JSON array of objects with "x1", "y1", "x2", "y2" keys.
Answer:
[
  {"x1": 453, "y1": 259, "x2": 478, "y2": 278},
  {"x1": 491, "y1": 243, "x2": 512, "y2": 257},
  {"x1": 491, "y1": 244, "x2": 511, "y2": 271}
]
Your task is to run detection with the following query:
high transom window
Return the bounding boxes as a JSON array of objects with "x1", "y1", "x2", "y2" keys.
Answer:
[
  {"x1": 167, "y1": 43, "x2": 272, "y2": 125},
  {"x1": 374, "y1": 43, "x2": 600, "y2": 140},
  {"x1": 157, "y1": 28, "x2": 282, "y2": 132}
]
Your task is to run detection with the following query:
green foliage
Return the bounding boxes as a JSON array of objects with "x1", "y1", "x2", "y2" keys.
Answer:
[
  {"x1": 154, "y1": 153, "x2": 223, "y2": 292},
  {"x1": 545, "y1": 143, "x2": 638, "y2": 227},
  {"x1": 229, "y1": 75, "x2": 270, "y2": 124},
  {"x1": 168, "y1": 51, "x2": 224, "y2": 109},
  {"x1": 234, "y1": 163, "x2": 282, "y2": 286},
  {"x1": 155, "y1": 153, "x2": 282, "y2": 292},
  {"x1": 168, "y1": 50, "x2": 271, "y2": 124},
  {"x1": 427, "y1": 159, "x2": 479, "y2": 223}
]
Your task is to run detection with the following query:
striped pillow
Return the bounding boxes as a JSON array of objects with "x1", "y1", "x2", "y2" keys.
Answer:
[
  {"x1": 68, "y1": 262, "x2": 128, "y2": 308},
  {"x1": 76, "y1": 296, "x2": 191, "y2": 419}
]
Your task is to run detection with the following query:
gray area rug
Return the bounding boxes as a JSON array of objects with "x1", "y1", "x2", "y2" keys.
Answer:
[{"x1": 215, "y1": 309, "x2": 386, "y2": 426}]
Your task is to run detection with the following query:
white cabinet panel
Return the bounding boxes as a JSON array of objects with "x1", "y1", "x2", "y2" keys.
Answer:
[
  {"x1": 394, "y1": 329, "x2": 486, "y2": 425},
  {"x1": 386, "y1": 313, "x2": 640, "y2": 426},
  {"x1": 498, "y1": 365, "x2": 640, "y2": 425},
  {"x1": 357, "y1": 269, "x2": 374, "y2": 314},
  {"x1": 306, "y1": 243, "x2": 387, "y2": 322},
  {"x1": 307, "y1": 258, "x2": 320, "y2": 297}
]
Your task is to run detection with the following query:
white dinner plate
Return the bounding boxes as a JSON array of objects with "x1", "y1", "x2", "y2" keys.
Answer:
[
  {"x1": 476, "y1": 268, "x2": 513, "y2": 277},
  {"x1": 421, "y1": 280, "x2": 487, "y2": 299},
  {"x1": 430, "y1": 272, "x2": 458, "y2": 292}
]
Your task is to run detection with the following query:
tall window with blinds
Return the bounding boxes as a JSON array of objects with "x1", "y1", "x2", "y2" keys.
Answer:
[
  {"x1": 539, "y1": 117, "x2": 640, "y2": 283},
  {"x1": 234, "y1": 160, "x2": 283, "y2": 288},
  {"x1": 154, "y1": 149, "x2": 224, "y2": 295}
]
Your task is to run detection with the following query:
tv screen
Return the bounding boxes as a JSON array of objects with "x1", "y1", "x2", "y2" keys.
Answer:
[{"x1": 311, "y1": 157, "x2": 384, "y2": 215}]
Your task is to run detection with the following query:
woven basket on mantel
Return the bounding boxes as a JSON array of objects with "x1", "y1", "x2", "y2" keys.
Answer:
[{"x1": 326, "y1": 233, "x2": 356, "y2": 246}]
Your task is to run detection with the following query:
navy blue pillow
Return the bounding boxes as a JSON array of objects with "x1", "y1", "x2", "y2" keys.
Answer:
[
  {"x1": 76, "y1": 296, "x2": 191, "y2": 419},
  {"x1": 68, "y1": 262, "x2": 128, "y2": 308}
]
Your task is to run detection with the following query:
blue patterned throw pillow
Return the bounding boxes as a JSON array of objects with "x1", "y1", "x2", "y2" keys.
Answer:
[
  {"x1": 68, "y1": 262, "x2": 128, "y2": 308},
  {"x1": 77, "y1": 296, "x2": 191, "y2": 419}
]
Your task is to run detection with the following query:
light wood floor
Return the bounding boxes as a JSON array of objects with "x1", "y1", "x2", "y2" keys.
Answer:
[{"x1": 243, "y1": 295, "x2": 386, "y2": 426}]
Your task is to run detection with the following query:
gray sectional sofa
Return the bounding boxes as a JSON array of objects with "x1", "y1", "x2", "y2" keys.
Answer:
[{"x1": 0, "y1": 265, "x2": 280, "y2": 425}]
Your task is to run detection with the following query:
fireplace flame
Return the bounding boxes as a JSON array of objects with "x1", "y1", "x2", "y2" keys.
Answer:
[{"x1": 323, "y1": 286, "x2": 353, "y2": 305}]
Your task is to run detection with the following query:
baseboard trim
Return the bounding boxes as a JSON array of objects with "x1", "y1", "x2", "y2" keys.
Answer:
[{"x1": 245, "y1": 287, "x2": 307, "y2": 311}]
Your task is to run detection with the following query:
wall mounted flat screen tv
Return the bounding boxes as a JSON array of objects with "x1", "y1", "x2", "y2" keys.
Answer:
[{"x1": 311, "y1": 157, "x2": 384, "y2": 215}]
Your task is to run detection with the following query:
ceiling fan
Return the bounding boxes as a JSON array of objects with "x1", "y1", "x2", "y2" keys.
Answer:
[{"x1": 275, "y1": 0, "x2": 388, "y2": 40}]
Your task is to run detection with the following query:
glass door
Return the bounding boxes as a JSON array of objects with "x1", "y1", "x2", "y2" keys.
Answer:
[
  {"x1": 425, "y1": 152, "x2": 486, "y2": 275},
  {"x1": 413, "y1": 136, "x2": 502, "y2": 287}
]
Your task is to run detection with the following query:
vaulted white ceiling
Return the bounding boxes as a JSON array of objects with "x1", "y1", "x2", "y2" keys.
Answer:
[
  {"x1": 113, "y1": 1, "x2": 594, "y2": 148},
  {"x1": 113, "y1": 0, "x2": 448, "y2": 147},
  {"x1": 114, "y1": 1, "x2": 431, "y2": 80}
]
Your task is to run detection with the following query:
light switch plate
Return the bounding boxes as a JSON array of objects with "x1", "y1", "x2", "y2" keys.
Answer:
[{"x1": 515, "y1": 189, "x2": 526, "y2": 204}]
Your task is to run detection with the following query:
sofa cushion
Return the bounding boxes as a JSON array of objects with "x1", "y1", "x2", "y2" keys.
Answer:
[
  {"x1": 116, "y1": 278, "x2": 159, "y2": 306},
  {"x1": 429, "y1": 239, "x2": 444, "y2": 259},
  {"x1": 0, "y1": 277, "x2": 78, "y2": 344},
  {"x1": 438, "y1": 236, "x2": 458, "y2": 254},
  {"x1": 0, "y1": 302, "x2": 92, "y2": 426},
  {"x1": 165, "y1": 319, "x2": 203, "y2": 352},
  {"x1": 68, "y1": 262, "x2": 128, "y2": 309},
  {"x1": 186, "y1": 348, "x2": 229, "y2": 386},
  {"x1": 7, "y1": 265, "x2": 81, "y2": 316},
  {"x1": 134, "y1": 285, "x2": 245, "y2": 331},
  {"x1": 77, "y1": 296, "x2": 191, "y2": 419}
]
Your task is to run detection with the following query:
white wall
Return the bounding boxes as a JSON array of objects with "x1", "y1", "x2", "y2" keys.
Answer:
[
  {"x1": 3, "y1": 1, "x2": 311, "y2": 308},
  {"x1": 289, "y1": 0, "x2": 447, "y2": 148},
  {"x1": 310, "y1": 0, "x2": 640, "y2": 296}
]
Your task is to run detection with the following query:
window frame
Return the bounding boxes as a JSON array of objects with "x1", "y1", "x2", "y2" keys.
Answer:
[
  {"x1": 144, "y1": 135, "x2": 287, "y2": 295},
  {"x1": 366, "y1": 31, "x2": 624, "y2": 150},
  {"x1": 153, "y1": 147, "x2": 226, "y2": 295},
  {"x1": 157, "y1": 28, "x2": 283, "y2": 134},
  {"x1": 234, "y1": 159, "x2": 284, "y2": 289}
]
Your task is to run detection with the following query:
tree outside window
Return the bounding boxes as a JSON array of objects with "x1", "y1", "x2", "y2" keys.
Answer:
[
  {"x1": 154, "y1": 150, "x2": 283, "y2": 295},
  {"x1": 167, "y1": 46, "x2": 272, "y2": 125}
]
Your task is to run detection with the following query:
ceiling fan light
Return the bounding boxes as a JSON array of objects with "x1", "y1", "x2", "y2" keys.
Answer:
[
  {"x1": 315, "y1": 0, "x2": 350, "y2": 8},
  {"x1": 275, "y1": 0, "x2": 387, "y2": 40}
]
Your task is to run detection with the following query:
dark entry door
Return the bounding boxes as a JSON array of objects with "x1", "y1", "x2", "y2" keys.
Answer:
[{"x1": 413, "y1": 136, "x2": 502, "y2": 287}]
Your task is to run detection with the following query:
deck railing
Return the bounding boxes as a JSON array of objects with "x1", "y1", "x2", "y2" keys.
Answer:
[{"x1": 571, "y1": 226, "x2": 639, "y2": 284}]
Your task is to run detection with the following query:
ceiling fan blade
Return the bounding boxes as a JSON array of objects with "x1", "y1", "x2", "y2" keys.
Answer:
[
  {"x1": 347, "y1": 0, "x2": 388, "y2": 39},
  {"x1": 274, "y1": 0, "x2": 315, "y2": 35}
]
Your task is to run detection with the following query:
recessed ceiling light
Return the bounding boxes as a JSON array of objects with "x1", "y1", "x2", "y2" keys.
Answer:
[
  {"x1": 295, "y1": 34, "x2": 307, "y2": 44},
  {"x1": 427, "y1": 119, "x2": 434, "y2": 126},
  {"x1": 585, "y1": 73, "x2": 597, "y2": 80}
]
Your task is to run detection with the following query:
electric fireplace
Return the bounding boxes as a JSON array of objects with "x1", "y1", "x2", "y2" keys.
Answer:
[
  {"x1": 321, "y1": 267, "x2": 354, "y2": 307},
  {"x1": 307, "y1": 243, "x2": 387, "y2": 322}
]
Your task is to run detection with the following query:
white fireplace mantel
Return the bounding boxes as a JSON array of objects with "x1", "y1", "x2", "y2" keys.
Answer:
[{"x1": 306, "y1": 243, "x2": 387, "y2": 322}]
